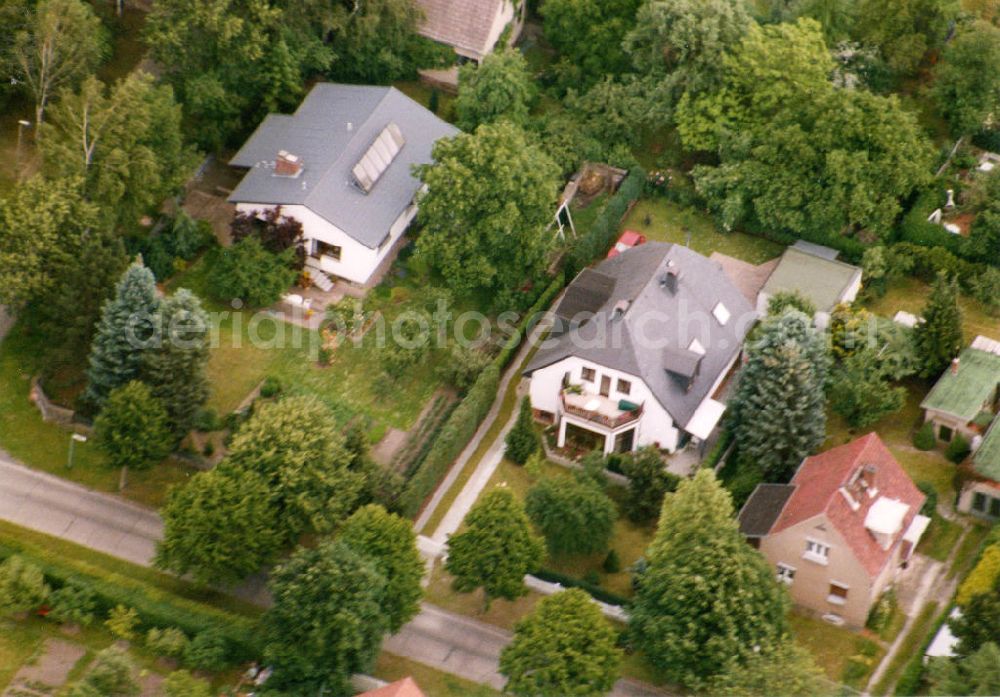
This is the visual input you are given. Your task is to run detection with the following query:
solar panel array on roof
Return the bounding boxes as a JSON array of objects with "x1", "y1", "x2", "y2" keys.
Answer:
[{"x1": 352, "y1": 123, "x2": 406, "y2": 193}]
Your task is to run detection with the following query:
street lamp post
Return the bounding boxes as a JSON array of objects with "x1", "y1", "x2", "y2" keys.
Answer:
[
  {"x1": 67, "y1": 433, "x2": 87, "y2": 469},
  {"x1": 15, "y1": 119, "x2": 31, "y2": 182}
]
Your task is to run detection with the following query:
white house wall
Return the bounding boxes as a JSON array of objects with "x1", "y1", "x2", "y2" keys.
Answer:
[
  {"x1": 529, "y1": 356, "x2": 680, "y2": 452},
  {"x1": 234, "y1": 202, "x2": 417, "y2": 285}
]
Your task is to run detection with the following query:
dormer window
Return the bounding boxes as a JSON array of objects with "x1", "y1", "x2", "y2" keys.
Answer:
[
  {"x1": 712, "y1": 302, "x2": 730, "y2": 325},
  {"x1": 688, "y1": 338, "x2": 706, "y2": 356}
]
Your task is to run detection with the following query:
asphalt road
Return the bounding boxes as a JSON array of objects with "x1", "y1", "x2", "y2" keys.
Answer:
[{"x1": 0, "y1": 453, "x2": 667, "y2": 696}]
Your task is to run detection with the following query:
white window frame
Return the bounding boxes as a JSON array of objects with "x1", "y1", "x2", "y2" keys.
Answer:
[
  {"x1": 827, "y1": 581, "x2": 849, "y2": 606},
  {"x1": 776, "y1": 563, "x2": 796, "y2": 585},
  {"x1": 803, "y1": 538, "x2": 830, "y2": 565}
]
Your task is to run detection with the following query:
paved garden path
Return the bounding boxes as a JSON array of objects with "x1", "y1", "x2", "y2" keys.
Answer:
[
  {"x1": 0, "y1": 450, "x2": 668, "y2": 697},
  {"x1": 3, "y1": 638, "x2": 85, "y2": 697}
]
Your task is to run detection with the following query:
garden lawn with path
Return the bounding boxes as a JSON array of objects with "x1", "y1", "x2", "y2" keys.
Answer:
[
  {"x1": 789, "y1": 611, "x2": 885, "y2": 691},
  {"x1": 620, "y1": 199, "x2": 786, "y2": 265}
]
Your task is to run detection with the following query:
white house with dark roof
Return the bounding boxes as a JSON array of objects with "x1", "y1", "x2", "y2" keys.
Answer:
[
  {"x1": 228, "y1": 84, "x2": 459, "y2": 286},
  {"x1": 524, "y1": 243, "x2": 756, "y2": 455},
  {"x1": 415, "y1": 0, "x2": 525, "y2": 62}
]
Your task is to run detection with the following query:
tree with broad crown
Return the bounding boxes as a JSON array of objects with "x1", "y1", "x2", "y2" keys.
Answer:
[
  {"x1": 338, "y1": 504, "x2": 424, "y2": 633},
  {"x1": 540, "y1": 0, "x2": 642, "y2": 90},
  {"x1": 707, "y1": 641, "x2": 829, "y2": 697},
  {"x1": 932, "y1": 20, "x2": 1000, "y2": 137},
  {"x1": 728, "y1": 310, "x2": 830, "y2": 482},
  {"x1": 207, "y1": 236, "x2": 298, "y2": 308},
  {"x1": 10, "y1": 0, "x2": 106, "y2": 126},
  {"x1": 84, "y1": 262, "x2": 161, "y2": 408},
  {"x1": 505, "y1": 397, "x2": 540, "y2": 464},
  {"x1": 0, "y1": 555, "x2": 49, "y2": 616},
  {"x1": 620, "y1": 447, "x2": 680, "y2": 523},
  {"x1": 914, "y1": 273, "x2": 963, "y2": 378},
  {"x1": 927, "y1": 642, "x2": 1000, "y2": 696},
  {"x1": 456, "y1": 48, "x2": 537, "y2": 132},
  {"x1": 39, "y1": 72, "x2": 196, "y2": 229},
  {"x1": 94, "y1": 381, "x2": 174, "y2": 482},
  {"x1": 414, "y1": 121, "x2": 560, "y2": 308},
  {"x1": 855, "y1": 0, "x2": 958, "y2": 77},
  {"x1": 263, "y1": 539, "x2": 389, "y2": 694},
  {"x1": 629, "y1": 469, "x2": 790, "y2": 687},
  {"x1": 67, "y1": 646, "x2": 139, "y2": 697},
  {"x1": 220, "y1": 395, "x2": 364, "y2": 542},
  {"x1": 445, "y1": 488, "x2": 544, "y2": 611},
  {"x1": 499, "y1": 588, "x2": 622, "y2": 697},
  {"x1": 525, "y1": 475, "x2": 617, "y2": 557},
  {"x1": 141, "y1": 289, "x2": 210, "y2": 439},
  {"x1": 829, "y1": 349, "x2": 906, "y2": 430},
  {"x1": 155, "y1": 468, "x2": 282, "y2": 586}
]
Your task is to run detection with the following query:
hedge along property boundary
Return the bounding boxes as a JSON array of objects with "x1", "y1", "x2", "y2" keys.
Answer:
[
  {"x1": 0, "y1": 531, "x2": 261, "y2": 662},
  {"x1": 400, "y1": 273, "x2": 567, "y2": 519},
  {"x1": 566, "y1": 166, "x2": 646, "y2": 278}
]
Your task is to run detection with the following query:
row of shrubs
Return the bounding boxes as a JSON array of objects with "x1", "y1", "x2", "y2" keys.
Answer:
[
  {"x1": 531, "y1": 567, "x2": 631, "y2": 608},
  {"x1": 399, "y1": 273, "x2": 567, "y2": 518},
  {"x1": 566, "y1": 167, "x2": 647, "y2": 277},
  {"x1": 0, "y1": 542, "x2": 259, "y2": 665}
]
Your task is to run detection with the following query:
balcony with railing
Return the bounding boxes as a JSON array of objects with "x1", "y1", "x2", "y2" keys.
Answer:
[{"x1": 561, "y1": 390, "x2": 643, "y2": 430}]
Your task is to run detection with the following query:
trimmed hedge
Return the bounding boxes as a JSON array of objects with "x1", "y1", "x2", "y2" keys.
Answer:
[
  {"x1": 532, "y1": 568, "x2": 630, "y2": 608},
  {"x1": 400, "y1": 272, "x2": 567, "y2": 518},
  {"x1": 567, "y1": 167, "x2": 646, "y2": 277},
  {"x1": 0, "y1": 540, "x2": 260, "y2": 663}
]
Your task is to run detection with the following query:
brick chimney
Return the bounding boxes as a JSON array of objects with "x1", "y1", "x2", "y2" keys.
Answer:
[
  {"x1": 275, "y1": 150, "x2": 302, "y2": 177},
  {"x1": 951, "y1": 357, "x2": 961, "y2": 375}
]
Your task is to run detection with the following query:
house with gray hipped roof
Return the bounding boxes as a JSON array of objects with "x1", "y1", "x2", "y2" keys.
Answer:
[
  {"x1": 228, "y1": 83, "x2": 459, "y2": 286},
  {"x1": 524, "y1": 243, "x2": 756, "y2": 455},
  {"x1": 415, "y1": 0, "x2": 525, "y2": 62}
]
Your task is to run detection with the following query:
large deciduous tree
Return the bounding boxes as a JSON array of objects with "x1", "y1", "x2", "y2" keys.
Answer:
[
  {"x1": 932, "y1": 20, "x2": 1000, "y2": 136},
  {"x1": 525, "y1": 475, "x2": 617, "y2": 557},
  {"x1": 854, "y1": 0, "x2": 958, "y2": 77},
  {"x1": 708, "y1": 641, "x2": 828, "y2": 697},
  {"x1": 728, "y1": 310, "x2": 830, "y2": 481},
  {"x1": 456, "y1": 49, "x2": 536, "y2": 132},
  {"x1": 141, "y1": 289, "x2": 210, "y2": 439},
  {"x1": 915, "y1": 273, "x2": 964, "y2": 378},
  {"x1": 155, "y1": 468, "x2": 282, "y2": 585},
  {"x1": 263, "y1": 540, "x2": 389, "y2": 694},
  {"x1": 10, "y1": 0, "x2": 106, "y2": 126},
  {"x1": 144, "y1": 0, "x2": 329, "y2": 150},
  {"x1": 445, "y1": 488, "x2": 544, "y2": 610},
  {"x1": 499, "y1": 589, "x2": 622, "y2": 697},
  {"x1": 84, "y1": 263, "x2": 162, "y2": 409},
  {"x1": 629, "y1": 469, "x2": 789, "y2": 687},
  {"x1": 415, "y1": 122, "x2": 560, "y2": 308},
  {"x1": 541, "y1": 0, "x2": 641, "y2": 89},
  {"x1": 221, "y1": 395, "x2": 364, "y2": 540},
  {"x1": 39, "y1": 72, "x2": 196, "y2": 228},
  {"x1": 679, "y1": 19, "x2": 933, "y2": 242},
  {"x1": 829, "y1": 349, "x2": 906, "y2": 430},
  {"x1": 338, "y1": 504, "x2": 424, "y2": 633}
]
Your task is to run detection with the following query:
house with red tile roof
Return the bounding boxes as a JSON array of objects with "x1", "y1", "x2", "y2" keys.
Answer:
[{"x1": 738, "y1": 433, "x2": 930, "y2": 627}]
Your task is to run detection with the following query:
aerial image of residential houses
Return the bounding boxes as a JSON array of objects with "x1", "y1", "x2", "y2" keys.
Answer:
[{"x1": 0, "y1": 0, "x2": 998, "y2": 695}]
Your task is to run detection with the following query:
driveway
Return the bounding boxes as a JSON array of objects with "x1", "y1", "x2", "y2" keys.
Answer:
[{"x1": 0, "y1": 452, "x2": 669, "y2": 697}]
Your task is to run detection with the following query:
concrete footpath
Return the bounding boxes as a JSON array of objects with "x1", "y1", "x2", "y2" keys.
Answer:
[{"x1": 0, "y1": 452, "x2": 667, "y2": 696}]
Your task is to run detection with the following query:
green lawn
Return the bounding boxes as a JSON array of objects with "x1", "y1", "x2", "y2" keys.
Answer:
[
  {"x1": 620, "y1": 198, "x2": 785, "y2": 264},
  {"x1": 374, "y1": 652, "x2": 499, "y2": 696},
  {"x1": 789, "y1": 612, "x2": 885, "y2": 691},
  {"x1": 864, "y1": 276, "x2": 999, "y2": 345},
  {"x1": 917, "y1": 514, "x2": 964, "y2": 562},
  {"x1": 0, "y1": 326, "x2": 196, "y2": 508},
  {"x1": 948, "y1": 521, "x2": 992, "y2": 580},
  {"x1": 168, "y1": 254, "x2": 453, "y2": 436}
]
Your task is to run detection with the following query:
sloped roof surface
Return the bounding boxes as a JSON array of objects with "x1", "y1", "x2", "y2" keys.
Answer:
[
  {"x1": 771, "y1": 433, "x2": 926, "y2": 578},
  {"x1": 358, "y1": 677, "x2": 426, "y2": 697},
  {"x1": 554, "y1": 269, "x2": 615, "y2": 322},
  {"x1": 738, "y1": 483, "x2": 796, "y2": 537},
  {"x1": 921, "y1": 343, "x2": 1000, "y2": 421},
  {"x1": 974, "y1": 419, "x2": 1000, "y2": 482},
  {"x1": 415, "y1": 0, "x2": 505, "y2": 58},
  {"x1": 710, "y1": 252, "x2": 780, "y2": 305},
  {"x1": 761, "y1": 246, "x2": 861, "y2": 313},
  {"x1": 229, "y1": 84, "x2": 459, "y2": 249},
  {"x1": 525, "y1": 243, "x2": 755, "y2": 427}
]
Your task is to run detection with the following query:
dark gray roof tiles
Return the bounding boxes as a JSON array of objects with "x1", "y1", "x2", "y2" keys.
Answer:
[
  {"x1": 738, "y1": 483, "x2": 797, "y2": 537},
  {"x1": 228, "y1": 84, "x2": 460, "y2": 249},
  {"x1": 526, "y1": 242, "x2": 757, "y2": 428}
]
